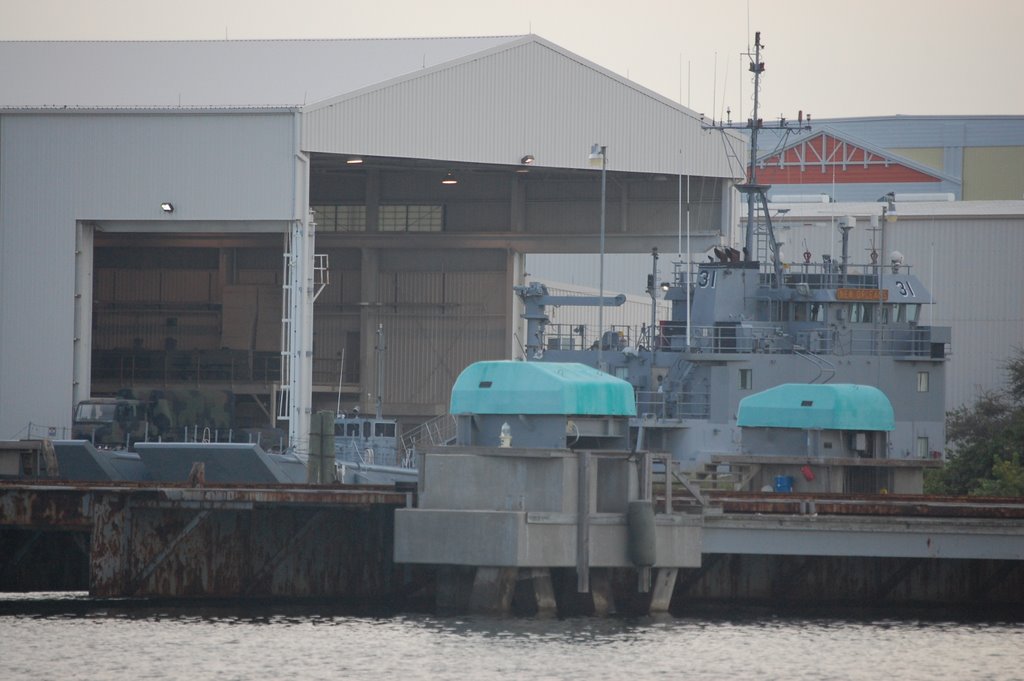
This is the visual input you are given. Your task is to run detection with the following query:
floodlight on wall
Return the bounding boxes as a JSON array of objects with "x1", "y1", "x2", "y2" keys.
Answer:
[
  {"x1": 160, "y1": 202, "x2": 174, "y2": 213},
  {"x1": 346, "y1": 157, "x2": 364, "y2": 165},
  {"x1": 520, "y1": 155, "x2": 535, "y2": 165},
  {"x1": 441, "y1": 170, "x2": 458, "y2": 185}
]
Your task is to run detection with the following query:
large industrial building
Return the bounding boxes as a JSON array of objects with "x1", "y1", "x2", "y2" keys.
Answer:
[{"x1": 0, "y1": 36, "x2": 743, "y2": 448}]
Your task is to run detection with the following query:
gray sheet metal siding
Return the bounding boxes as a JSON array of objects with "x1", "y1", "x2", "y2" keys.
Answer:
[
  {"x1": 2, "y1": 113, "x2": 296, "y2": 220},
  {"x1": 0, "y1": 37, "x2": 522, "y2": 108},
  {"x1": 371, "y1": 253, "x2": 508, "y2": 414},
  {"x1": 813, "y1": 116, "x2": 1024, "y2": 149},
  {"x1": 0, "y1": 112, "x2": 296, "y2": 439},
  {"x1": 303, "y1": 40, "x2": 744, "y2": 178}
]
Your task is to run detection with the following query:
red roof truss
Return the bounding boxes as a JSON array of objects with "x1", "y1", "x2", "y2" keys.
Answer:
[{"x1": 754, "y1": 132, "x2": 942, "y2": 185}]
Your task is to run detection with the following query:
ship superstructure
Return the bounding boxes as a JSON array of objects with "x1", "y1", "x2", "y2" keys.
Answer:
[{"x1": 517, "y1": 33, "x2": 949, "y2": 485}]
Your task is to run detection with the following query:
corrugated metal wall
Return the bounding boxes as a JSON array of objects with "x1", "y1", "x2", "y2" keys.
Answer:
[
  {"x1": 303, "y1": 40, "x2": 745, "y2": 178},
  {"x1": 370, "y1": 253, "x2": 508, "y2": 415}
]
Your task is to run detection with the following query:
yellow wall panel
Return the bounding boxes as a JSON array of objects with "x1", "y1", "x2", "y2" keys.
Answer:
[
  {"x1": 964, "y1": 147, "x2": 1024, "y2": 200},
  {"x1": 889, "y1": 147, "x2": 944, "y2": 172}
]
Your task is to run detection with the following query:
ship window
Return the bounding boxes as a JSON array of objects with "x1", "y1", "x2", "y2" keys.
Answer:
[
  {"x1": 907, "y1": 304, "x2": 921, "y2": 323},
  {"x1": 362, "y1": 422, "x2": 371, "y2": 439},
  {"x1": 374, "y1": 422, "x2": 396, "y2": 438},
  {"x1": 346, "y1": 423, "x2": 360, "y2": 437},
  {"x1": 809, "y1": 304, "x2": 825, "y2": 322},
  {"x1": 800, "y1": 400, "x2": 813, "y2": 407},
  {"x1": 478, "y1": 381, "x2": 493, "y2": 388},
  {"x1": 891, "y1": 304, "x2": 905, "y2": 323},
  {"x1": 848, "y1": 303, "x2": 874, "y2": 323},
  {"x1": 739, "y1": 369, "x2": 752, "y2": 390},
  {"x1": 916, "y1": 436, "x2": 929, "y2": 458},
  {"x1": 917, "y1": 371, "x2": 929, "y2": 392}
]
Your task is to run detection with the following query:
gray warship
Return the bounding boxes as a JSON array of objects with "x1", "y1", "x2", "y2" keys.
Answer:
[{"x1": 513, "y1": 33, "x2": 947, "y2": 493}]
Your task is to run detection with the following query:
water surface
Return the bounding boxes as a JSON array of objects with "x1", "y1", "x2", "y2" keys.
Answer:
[{"x1": 2, "y1": 593, "x2": 1020, "y2": 681}]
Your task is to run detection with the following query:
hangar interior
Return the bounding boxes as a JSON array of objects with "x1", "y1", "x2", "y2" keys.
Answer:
[{"x1": 85, "y1": 153, "x2": 727, "y2": 431}]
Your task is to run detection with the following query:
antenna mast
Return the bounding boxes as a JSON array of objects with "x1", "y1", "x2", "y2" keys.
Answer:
[{"x1": 704, "y1": 31, "x2": 811, "y2": 285}]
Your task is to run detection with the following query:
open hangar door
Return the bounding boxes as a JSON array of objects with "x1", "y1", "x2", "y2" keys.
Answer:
[{"x1": 88, "y1": 232, "x2": 292, "y2": 441}]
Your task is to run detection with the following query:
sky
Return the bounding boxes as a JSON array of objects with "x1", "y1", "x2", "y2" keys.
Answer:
[{"x1": 1, "y1": 0, "x2": 1022, "y2": 119}]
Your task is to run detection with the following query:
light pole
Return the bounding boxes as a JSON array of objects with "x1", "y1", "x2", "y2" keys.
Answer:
[{"x1": 589, "y1": 143, "x2": 607, "y2": 370}]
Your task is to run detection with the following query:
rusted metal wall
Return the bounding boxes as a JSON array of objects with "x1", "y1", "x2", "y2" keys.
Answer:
[
  {"x1": 1, "y1": 483, "x2": 411, "y2": 601},
  {"x1": 90, "y1": 500, "x2": 402, "y2": 599}
]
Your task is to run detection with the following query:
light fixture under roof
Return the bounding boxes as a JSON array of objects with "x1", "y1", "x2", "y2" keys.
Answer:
[
  {"x1": 346, "y1": 157, "x2": 364, "y2": 165},
  {"x1": 520, "y1": 154, "x2": 535, "y2": 165},
  {"x1": 441, "y1": 170, "x2": 458, "y2": 185},
  {"x1": 160, "y1": 202, "x2": 174, "y2": 213}
]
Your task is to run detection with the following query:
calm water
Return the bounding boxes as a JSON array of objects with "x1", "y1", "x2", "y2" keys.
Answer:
[{"x1": 1, "y1": 593, "x2": 1021, "y2": 681}]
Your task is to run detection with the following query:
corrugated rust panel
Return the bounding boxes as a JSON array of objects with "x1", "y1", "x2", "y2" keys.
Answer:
[
  {"x1": 0, "y1": 487, "x2": 94, "y2": 529},
  {"x1": 91, "y1": 501, "x2": 405, "y2": 599}
]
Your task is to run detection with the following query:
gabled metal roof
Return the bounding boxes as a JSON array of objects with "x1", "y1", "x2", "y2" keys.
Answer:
[
  {"x1": 0, "y1": 35, "x2": 744, "y2": 177},
  {"x1": 302, "y1": 35, "x2": 744, "y2": 176},
  {"x1": 0, "y1": 37, "x2": 523, "y2": 108}
]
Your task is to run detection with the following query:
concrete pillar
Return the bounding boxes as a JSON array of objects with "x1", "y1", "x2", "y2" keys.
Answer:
[
  {"x1": 590, "y1": 568, "x2": 616, "y2": 616},
  {"x1": 513, "y1": 567, "x2": 558, "y2": 617},
  {"x1": 468, "y1": 567, "x2": 518, "y2": 614},
  {"x1": 649, "y1": 568, "x2": 679, "y2": 612}
]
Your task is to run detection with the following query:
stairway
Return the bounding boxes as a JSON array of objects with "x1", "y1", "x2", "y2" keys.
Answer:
[{"x1": 686, "y1": 460, "x2": 762, "y2": 492}]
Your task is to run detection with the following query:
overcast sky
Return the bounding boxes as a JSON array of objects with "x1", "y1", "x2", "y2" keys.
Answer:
[{"x1": 2, "y1": 0, "x2": 1021, "y2": 119}]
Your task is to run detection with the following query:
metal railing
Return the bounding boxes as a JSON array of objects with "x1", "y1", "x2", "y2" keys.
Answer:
[
  {"x1": 635, "y1": 389, "x2": 710, "y2": 420},
  {"x1": 401, "y1": 414, "x2": 457, "y2": 455}
]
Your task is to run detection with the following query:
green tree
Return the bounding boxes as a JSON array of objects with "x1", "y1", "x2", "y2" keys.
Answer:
[{"x1": 925, "y1": 348, "x2": 1024, "y2": 497}]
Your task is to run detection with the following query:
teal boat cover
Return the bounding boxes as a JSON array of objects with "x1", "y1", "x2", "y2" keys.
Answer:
[
  {"x1": 450, "y1": 361, "x2": 636, "y2": 416},
  {"x1": 737, "y1": 383, "x2": 895, "y2": 431}
]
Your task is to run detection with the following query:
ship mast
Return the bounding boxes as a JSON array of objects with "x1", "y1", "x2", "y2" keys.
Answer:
[
  {"x1": 744, "y1": 32, "x2": 765, "y2": 263},
  {"x1": 705, "y1": 31, "x2": 811, "y2": 283}
]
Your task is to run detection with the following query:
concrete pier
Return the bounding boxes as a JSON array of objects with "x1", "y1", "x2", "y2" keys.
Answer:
[{"x1": 3, "y1": 478, "x2": 1023, "y2": 612}]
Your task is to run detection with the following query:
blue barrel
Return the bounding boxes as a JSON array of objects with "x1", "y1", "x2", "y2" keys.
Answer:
[{"x1": 774, "y1": 475, "x2": 794, "y2": 493}]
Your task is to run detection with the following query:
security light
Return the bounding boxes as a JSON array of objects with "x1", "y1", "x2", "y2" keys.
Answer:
[
  {"x1": 520, "y1": 155, "x2": 535, "y2": 165},
  {"x1": 160, "y1": 202, "x2": 174, "y2": 213},
  {"x1": 346, "y1": 157, "x2": 364, "y2": 165},
  {"x1": 441, "y1": 170, "x2": 458, "y2": 185}
]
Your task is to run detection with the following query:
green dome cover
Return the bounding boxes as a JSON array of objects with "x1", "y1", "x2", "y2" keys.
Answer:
[
  {"x1": 450, "y1": 361, "x2": 636, "y2": 416},
  {"x1": 737, "y1": 383, "x2": 895, "y2": 431}
]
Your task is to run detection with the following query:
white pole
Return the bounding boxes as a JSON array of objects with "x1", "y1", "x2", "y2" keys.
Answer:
[
  {"x1": 686, "y1": 175, "x2": 692, "y2": 348},
  {"x1": 336, "y1": 348, "x2": 345, "y2": 417},
  {"x1": 598, "y1": 147, "x2": 607, "y2": 369}
]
